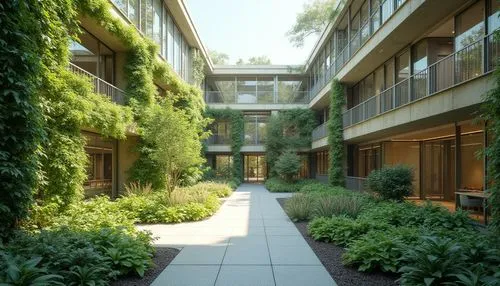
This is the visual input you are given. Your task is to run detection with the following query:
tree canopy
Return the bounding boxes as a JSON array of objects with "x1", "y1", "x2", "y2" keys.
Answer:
[
  {"x1": 236, "y1": 55, "x2": 272, "y2": 65},
  {"x1": 208, "y1": 49, "x2": 229, "y2": 65},
  {"x1": 286, "y1": 0, "x2": 339, "y2": 47}
]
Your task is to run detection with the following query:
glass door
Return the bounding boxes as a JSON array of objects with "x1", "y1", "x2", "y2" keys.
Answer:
[
  {"x1": 244, "y1": 155, "x2": 267, "y2": 182},
  {"x1": 422, "y1": 139, "x2": 455, "y2": 201}
]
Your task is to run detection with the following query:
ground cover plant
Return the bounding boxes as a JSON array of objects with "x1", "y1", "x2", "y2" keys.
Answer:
[{"x1": 282, "y1": 182, "x2": 500, "y2": 285}]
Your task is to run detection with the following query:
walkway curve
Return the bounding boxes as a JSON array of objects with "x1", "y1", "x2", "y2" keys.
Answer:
[{"x1": 139, "y1": 184, "x2": 337, "y2": 286}]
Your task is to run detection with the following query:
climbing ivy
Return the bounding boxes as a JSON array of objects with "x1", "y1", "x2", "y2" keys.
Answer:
[
  {"x1": 328, "y1": 79, "x2": 345, "y2": 187},
  {"x1": 205, "y1": 109, "x2": 244, "y2": 181},
  {"x1": 0, "y1": 0, "x2": 47, "y2": 238},
  {"x1": 481, "y1": 41, "x2": 500, "y2": 231},
  {"x1": 265, "y1": 108, "x2": 316, "y2": 177},
  {"x1": 0, "y1": 0, "x2": 133, "y2": 239},
  {"x1": 77, "y1": 0, "x2": 209, "y2": 190},
  {"x1": 192, "y1": 49, "x2": 206, "y2": 88}
]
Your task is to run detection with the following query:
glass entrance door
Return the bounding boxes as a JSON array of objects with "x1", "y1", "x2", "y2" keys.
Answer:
[
  {"x1": 422, "y1": 139, "x2": 455, "y2": 201},
  {"x1": 244, "y1": 155, "x2": 267, "y2": 182}
]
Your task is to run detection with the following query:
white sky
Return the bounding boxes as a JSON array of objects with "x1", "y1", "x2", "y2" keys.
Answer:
[{"x1": 185, "y1": 0, "x2": 320, "y2": 65}]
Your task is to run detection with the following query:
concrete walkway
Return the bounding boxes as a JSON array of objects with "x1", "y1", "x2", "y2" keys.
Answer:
[{"x1": 139, "y1": 184, "x2": 336, "y2": 286}]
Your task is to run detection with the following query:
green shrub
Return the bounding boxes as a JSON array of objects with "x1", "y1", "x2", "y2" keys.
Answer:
[
  {"x1": 1, "y1": 227, "x2": 154, "y2": 285},
  {"x1": 399, "y1": 236, "x2": 500, "y2": 286},
  {"x1": 343, "y1": 227, "x2": 422, "y2": 273},
  {"x1": 313, "y1": 193, "x2": 366, "y2": 219},
  {"x1": 358, "y1": 201, "x2": 474, "y2": 231},
  {"x1": 366, "y1": 165, "x2": 414, "y2": 201},
  {"x1": 193, "y1": 181, "x2": 233, "y2": 198},
  {"x1": 308, "y1": 216, "x2": 389, "y2": 246},
  {"x1": 284, "y1": 194, "x2": 315, "y2": 222},
  {"x1": 300, "y1": 183, "x2": 336, "y2": 193},
  {"x1": 265, "y1": 177, "x2": 317, "y2": 193},
  {"x1": 0, "y1": 254, "x2": 64, "y2": 285},
  {"x1": 274, "y1": 151, "x2": 301, "y2": 182}
]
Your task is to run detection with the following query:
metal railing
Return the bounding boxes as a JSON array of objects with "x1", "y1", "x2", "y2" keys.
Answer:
[
  {"x1": 69, "y1": 63, "x2": 125, "y2": 104},
  {"x1": 309, "y1": 0, "x2": 406, "y2": 101},
  {"x1": 205, "y1": 90, "x2": 310, "y2": 104},
  {"x1": 343, "y1": 32, "x2": 499, "y2": 128},
  {"x1": 312, "y1": 122, "x2": 328, "y2": 141},
  {"x1": 345, "y1": 176, "x2": 367, "y2": 192}
]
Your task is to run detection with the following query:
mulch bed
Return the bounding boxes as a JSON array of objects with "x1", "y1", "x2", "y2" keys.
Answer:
[
  {"x1": 277, "y1": 198, "x2": 398, "y2": 286},
  {"x1": 112, "y1": 247, "x2": 180, "y2": 286}
]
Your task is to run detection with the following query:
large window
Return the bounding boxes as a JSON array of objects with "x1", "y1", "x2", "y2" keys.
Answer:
[
  {"x1": 316, "y1": 151, "x2": 329, "y2": 176},
  {"x1": 209, "y1": 121, "x2": 231, "y2": 144},
  {"x1": 488, "y1": 0, "x2": 500, "y2": 33},
  {"x1": 244, "y1": 114, "x2": 268, "y2": 145},
  {"x1": 83, "y1": 132, "x2": 114, "y2": 192},
  {"x1": 112, "y1": 0, "x2": 191, "y2": 81},
  {"x1": 215, "y1": 155, "x2": 233, "y2": 178},
  {"x1": 455, "y1": 0, "x2": 485, "y2": 50}
]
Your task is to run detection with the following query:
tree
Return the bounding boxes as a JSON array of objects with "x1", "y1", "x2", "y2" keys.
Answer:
[
  {"x1": 208, "y1": 49, "x2": 229, "y2": 65},
  {"x1": 274, "y1": 151, "x2": 301, "y2": 182},
  {"x1": 141, "y1": 100, "x2": 205, "y2": 194},
  {"x1": 286, "y1": 0, "x2": 339, "y2": 47},
  {"x1": 236, "y1": 56, "x2": 272, "y2": 65}
]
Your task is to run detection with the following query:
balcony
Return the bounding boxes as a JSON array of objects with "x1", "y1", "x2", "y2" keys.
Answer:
[
  {"x1": 69, "y1": 63, "x2": 126, "y2": 104},
  {"x1": 343, "y1": 32, "x2": 499, "y2": 128},
  {"x1": 312, "y1": 122, "x2": 328, "y2": 141},
  {"x1": 206, "y1": 134, "x2": 231, "y2": 145},
  {"x1": 309, "y1": 0, "x2": 406, "y2": 100},
  {"x1": 205, "y1": 91, "x2": 310, "y2": 105}
]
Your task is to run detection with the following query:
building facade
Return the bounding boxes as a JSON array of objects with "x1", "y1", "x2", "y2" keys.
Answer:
[{"x1": 76, "y1": 0, "x2": 499, "y2": 206}]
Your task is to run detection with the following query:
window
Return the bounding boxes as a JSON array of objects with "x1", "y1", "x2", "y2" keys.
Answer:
[
  {"x1": 374, "y1": 65, "x2": 384, "y2": 95},
  {"x1": 455, "y1": 0, "x2": 485, "y2": 50},
  {"x1": 396, "y1": 50, "x2": 410, "y2": 83},
  {"x1": 162, "y1": 5, "x2": 167, "y2": 57},
  {"x1": 210, "y1": 121, "x2": 231, "y2": 144},
  {"x1": 167, "y1": 14, "x2": 174, "y2": 65},
  {"x1": 488, "y1": 0, "x2": 500, "y2": 33},
  {"x1": 215, "y1": 155, "x2": 233, "y2": 178},
  {"x1": 244, "y1": 114, "x2": 268, "y2": 145},
  {"x1": 174, "y1": 25, "x2": 181, "y2": 74},
  {"x1": 153, "y1": 0, "x2": 162, "y2": 47},
  {"x1": 316, "y1": 151, "x2": 329, "y2": 175},
  {"x1": 412, "y1": 40, "x2": 428, "y2": 73},
  {"x1": 129, "y1": 0, "x2": 139, "y2": 26}
]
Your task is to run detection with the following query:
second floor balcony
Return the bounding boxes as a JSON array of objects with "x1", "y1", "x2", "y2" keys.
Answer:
[
  {"x1": 69, "y1": 62, "x2": 125, "y2": 105},
  {"x1": 343, "y1": 32, "x2": 499, "y2": 128}
]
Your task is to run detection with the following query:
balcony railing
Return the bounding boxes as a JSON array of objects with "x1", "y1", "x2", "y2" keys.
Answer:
[
  {"x1": 69, "y1": 63, "x2": 125, "y2": 104},
  {"x1": 309, "y1": 0, "x2": 406, "y2": 101},
  {"x1": 205, "y1": 91, "x2": 310, "y2": 104},
  {"x1": 343, "y1": 32, "x2": 499, "y2": 128},
  {"x1": 206, "y1": 134, "x2": 231, "y2": 145},
  {"x1": 312, "y1": 122, "x2": 328, "y2": 141}
]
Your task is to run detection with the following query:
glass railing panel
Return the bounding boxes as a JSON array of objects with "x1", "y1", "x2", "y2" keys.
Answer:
[
  {"x1": 394, "y1": 79, "x2": 409, "y2": 108},
  {"x1": 352, "y1": 104, "x2": 363, "y2": 124},
  {"x1": 206, "y1": 135, "x2": 231, "y2": 145},
  {"x1": 237, "y1": 91, "x2": 258, "y2": 104},
  {"x1": 364, "y1": 96, "x2": 378, "y2": 119},
  {"x1": 205, "y1": 91, "x2": 236, "y2": 104},
  {"x1": 312, "y1": 123, "x2": 328, "y2": 141},
  {"x1": 380, "y1": 89, "x2": 393, "y2": 113},
  {"x1": 343, "y1": 111, "x2": 351, "y2": 127},
  {"x1": 256, "y1": 91, "x2": 274, "y2": 104}
]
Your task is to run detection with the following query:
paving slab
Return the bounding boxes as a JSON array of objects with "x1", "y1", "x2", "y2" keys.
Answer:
[
  {"x1": 273, "y1": 265, "x2": 337, "y2": 286},
  {"x1": 215, "y1": 265, "x2": 274, "y2": 286},
  {"x1": 148, "y1": 184, "x2": 336, "y2": 286}
]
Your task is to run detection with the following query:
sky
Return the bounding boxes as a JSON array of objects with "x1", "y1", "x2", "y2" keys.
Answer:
[{"x1": 185, "y1": 0, "x2": 320, "y2": 65}]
